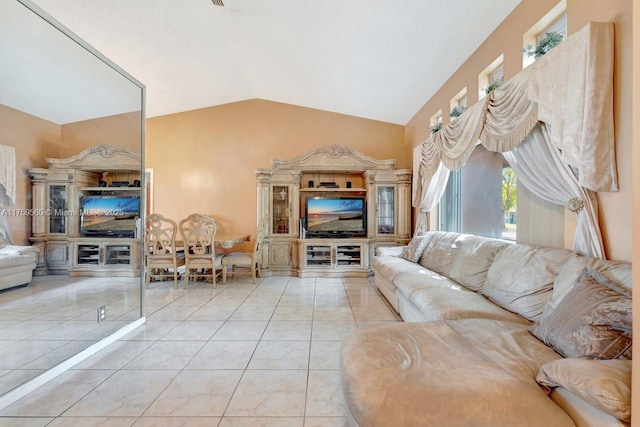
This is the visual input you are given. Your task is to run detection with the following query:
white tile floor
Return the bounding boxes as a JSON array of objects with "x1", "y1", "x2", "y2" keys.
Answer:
[
  {"x1": 0, "y1": 275, "x2": 400, "y2": 426},
  {"x1": 0, "y1": 275, "x2": 141, "y2": 399}
]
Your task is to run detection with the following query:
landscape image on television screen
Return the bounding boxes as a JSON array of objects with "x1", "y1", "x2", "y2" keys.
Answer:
[
  {"x1": 307, "y1": 198, "x2": 364, "y2": 233},
  {"x1": 81, "y1": 196, "x2": 140, "y2": 233}
]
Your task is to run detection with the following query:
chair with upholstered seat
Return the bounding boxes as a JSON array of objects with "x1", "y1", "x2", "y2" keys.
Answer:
[
  {"x1": 222, "y1": 216, "x2": 268, "y2": 284},
  {"x1": 145, "y1": 213, "x2": 185, "y2": 289},
  {"x1": 179, "y1": 213, "x2": 222, "y2": 288}
]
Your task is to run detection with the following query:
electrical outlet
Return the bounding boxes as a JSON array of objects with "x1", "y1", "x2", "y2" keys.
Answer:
[{"x1": 97, "y1": 305, "x2": 106, "y2": 322}]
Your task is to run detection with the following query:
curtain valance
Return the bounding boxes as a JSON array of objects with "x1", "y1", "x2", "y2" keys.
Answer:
[
  {"x1": 414, "y1": 21, "x2": 615, "y2": 197},
  {"x1": 411, "y1": 21, "x2": 615, "y2": 256}
]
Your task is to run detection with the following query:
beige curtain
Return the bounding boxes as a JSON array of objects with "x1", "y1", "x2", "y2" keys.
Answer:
[
  {"x1": 503, "y1": 124, "x2": 605, "y2": 258},
  {"x1": 0, "y1": 144, "x2": 16, "y2": 206},
  {"x1": 413, "y1": 142, "x2": 450, "y2": 235},
  {"x1": 411, "y1": 22, "x2": 615, "y2": 257},
  {"x1": 528, "y1": 21, "x2": 616, "y2": 192}
]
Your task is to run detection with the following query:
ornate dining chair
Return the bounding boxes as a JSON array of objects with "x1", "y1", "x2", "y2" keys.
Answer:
[
  {"x1": 179, "y1": 213, "x2": 222, "y2": 288},
  {"x1": 222, "y1": 216, "x2": 269, "y2": 284},
  {"x1": 145, "y1": 213, "x2": 185, "y2": 289}
]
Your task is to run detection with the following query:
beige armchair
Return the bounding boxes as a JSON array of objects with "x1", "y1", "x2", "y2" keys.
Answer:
[
  {"x1": 179, "y1": 213, "x2": 223, "y2": 288},
  {"x1": 222, "y1": 216, "x2": 268, "y2": 284},
  {"x1": 145, "y1": 213, "x2": 185, "y2": 289}
]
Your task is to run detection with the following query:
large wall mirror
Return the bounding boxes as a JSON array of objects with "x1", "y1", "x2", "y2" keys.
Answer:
[{"x1": 0, "y1": 0, "x2": 144, "y2": 402}]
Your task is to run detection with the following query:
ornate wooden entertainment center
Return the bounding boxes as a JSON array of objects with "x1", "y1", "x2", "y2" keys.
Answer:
[
  {"x1": 28, "y1": 145, "x2": 142, "y2": 277},
  {"x1": 256, "y1": 145, "x2": 411, "y2": 277}
]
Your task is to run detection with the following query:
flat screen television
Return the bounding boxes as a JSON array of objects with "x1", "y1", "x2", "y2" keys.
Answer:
[
  {"x1": 80, "y1": 196, "x2": 140, "y2": 237},
  {"x1": 305, "y1": 197, "x2": 366, "y2": 238}
]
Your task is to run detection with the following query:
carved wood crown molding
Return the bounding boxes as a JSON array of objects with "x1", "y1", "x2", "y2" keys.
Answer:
[
  {"x1": 46, "y1": 144, "x2": 141, "y2": 171},
  {"x1": 271, "y1": 144, "x2": 396, "y2": 172}
]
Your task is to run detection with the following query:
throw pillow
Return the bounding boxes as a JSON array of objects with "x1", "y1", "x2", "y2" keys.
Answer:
[
  {"x1": 537, "y1": 358, "x2": 631, "y2": 422},
  {"x1": 399, "y1": 235, "x2": 431, "y2": 263},
  {"x1": 531, "y1": 267, "x2": 632, "y2": 359}
]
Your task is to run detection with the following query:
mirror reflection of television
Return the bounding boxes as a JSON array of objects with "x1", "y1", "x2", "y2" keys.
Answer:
[
  {"x1": 305, "y1": 197, "x2": 366, "y2": 238},
  {"x1": 80, "y1": 196, "x2": 140, "y2": 237}
]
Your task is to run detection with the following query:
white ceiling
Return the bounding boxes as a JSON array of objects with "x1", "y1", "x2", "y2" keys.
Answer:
[
  {"x1": 0, "y1": 1, "x2": 142, "y2": 124},
  {"x1": 24, "y1": 0, "x2": 522, "y2": 125}
]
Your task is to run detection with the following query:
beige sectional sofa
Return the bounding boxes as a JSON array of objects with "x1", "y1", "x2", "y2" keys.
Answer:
[
  {"x1": 341, "y1": 231, "x2": 632, "y2": 427},
  {"x1": 0, "y1": 230, "x2": 39, "y2": 291}
]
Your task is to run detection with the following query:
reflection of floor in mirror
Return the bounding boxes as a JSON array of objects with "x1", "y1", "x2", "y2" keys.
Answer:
[
  {"x1": 0, "y1": 275, "x2": 141, "y2": 397},
  {"x1": 0, "y1": 275, "x2": 400, "y2": 426}
]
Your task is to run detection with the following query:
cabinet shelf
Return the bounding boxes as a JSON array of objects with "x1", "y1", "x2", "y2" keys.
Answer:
[
  {"x1": 78, "y1": 187, "x2": 140, "y2": 192},
  {"x1": 300, "y1": 188, "x2": 366, "y2": 192}
]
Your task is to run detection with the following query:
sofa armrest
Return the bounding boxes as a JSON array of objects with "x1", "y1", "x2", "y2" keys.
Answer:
[
  {"x1": 376, "y1": 246, "x2": 406, "y2": 257},
  {"x1": 0, "y1": 245, "x2": 40, "y2": 256}
]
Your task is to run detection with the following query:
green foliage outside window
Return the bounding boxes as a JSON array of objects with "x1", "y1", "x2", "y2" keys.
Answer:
[
  {"x1": 430, "y1": 121, "x2": 443, "y2": 135},
  {"x1": 450, "y1": 105, "x2": 467, "y2": 118},
  {"x1": 484, "y1": 77, "x2": 504, "y2": 95},
  {"x1": 522, "y1": 31, "x2": 565, "y2": 58},
  {"x1": 502, "y1": 167, "x2": 517, "y2": 219}
]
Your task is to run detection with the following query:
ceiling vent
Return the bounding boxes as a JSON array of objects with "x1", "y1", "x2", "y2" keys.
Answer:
[{"x1": 212, "y1": 0, "x2": 224, "y2": 6}]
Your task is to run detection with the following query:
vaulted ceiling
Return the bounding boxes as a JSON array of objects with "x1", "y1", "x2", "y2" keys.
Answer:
[{"x1": 25, "y1": 0, "x2": 521, "y2": 124}]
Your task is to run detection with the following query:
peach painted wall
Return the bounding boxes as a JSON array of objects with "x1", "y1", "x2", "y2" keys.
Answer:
[
  {"x1": 0, "y1": 104, "x2": 62, "y2": 245},
  {"x1": 60, "y1": 111, "x2": 142, "y2": 157},
  {"x1": 146, "y1": 99, "x2": 405, "y2": 246},
  {"x1": 405, "y1": 0, "x2": 633, "y2": 262}
]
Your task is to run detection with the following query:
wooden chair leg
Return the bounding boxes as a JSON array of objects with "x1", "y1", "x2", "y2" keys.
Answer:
[
  {"x1": 145, "y1": 268, "x2": 151, "y2": 288},
  {"x1": 173, "y1": 262, "x2": 178, "y2": 289},
  {"x1": 222, "y1": 265, "x2": 227, "y2": 283}
]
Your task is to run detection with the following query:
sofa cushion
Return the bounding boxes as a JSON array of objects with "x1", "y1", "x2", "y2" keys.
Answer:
[
  {"x1": 531, "y1": 267, "x2": 632, "y2": 359},
  {"x1": 409, "y1": 287, "x2": 530, "y2": 324},
  {"x1": 341, "y1": 320, "x2": 574, "y2": 427},
  {"x1": 481, "y1": 244, "x2": 574, "y2": 322},
  {"x1": 393, "y1": 270, "x2": 459, "y2": 300},
  {"x1": 448, "y1": 236, "x2": 509, "y2": 291},
  {"x1": 399, "y1": 234, "x2": 432, "y2": 262},
  {"x1": 537, "y1": 358, "x2": 631, "y2": 422},
  {"x1": 371, "y1": 255, "x2": 425, "y2": 283},
  {"x1": 418, "y1": 231, "x2": 470, "y2": 277}
]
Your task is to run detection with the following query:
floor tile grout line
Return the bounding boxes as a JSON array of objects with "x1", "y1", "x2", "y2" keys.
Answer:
[
  {"x1": 302, "y1": 277, "x2": 317, "y2": 422},
  {"x1": 139, "y1": 276, "x2": 272, "y2": 421},
  {"x1": 2, "y1": 275, "x2": 371, "y2": 424}
]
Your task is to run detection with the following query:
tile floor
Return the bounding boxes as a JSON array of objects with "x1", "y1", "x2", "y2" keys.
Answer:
[
  {"x1": 0, "y1": 275, "x2": 141, "y2": 398},
  {"x1": 0, "y1": 275, "x2": 400, "y2": 426}
]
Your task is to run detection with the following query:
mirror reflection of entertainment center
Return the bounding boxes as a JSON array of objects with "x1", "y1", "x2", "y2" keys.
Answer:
[
  {"x1": 256, "y1": 144, "x2": 412, "y2": 278},
  {"x1": 28, "y1": 144, "x2": 142, "y2": 277}
]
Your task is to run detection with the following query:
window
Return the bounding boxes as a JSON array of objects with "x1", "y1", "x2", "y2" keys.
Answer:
[
  {"x1": 478, "y1": 55, "x2": 504, "y2": 99},
  {"x1": 430, "y1": 110, "x2": 443, "y2": 134},
  {"x1": 439, "y1": 170, "x2": 461, "y2": 232},
  {"x1": 490, "y1": 65, "x2": 504, "y2": 84},
  {"x1": 450, "y1": 88, "x2": 467, "y2": 118},
  {"x1": 439, "y1": 145, "x2": 504, "y2": 239},
  {"x1": 540, "y1": 13, "x2": 567, "y2": 42},
  {"x1": 501, "y1": 166, "x2": 517, "y2": 241},
  {"x1": 522, "y1": 1, "x2": 567, "y2": 68},
  {"x1": 439, "y1": 147, "x2": 564, "y2": 246}
]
